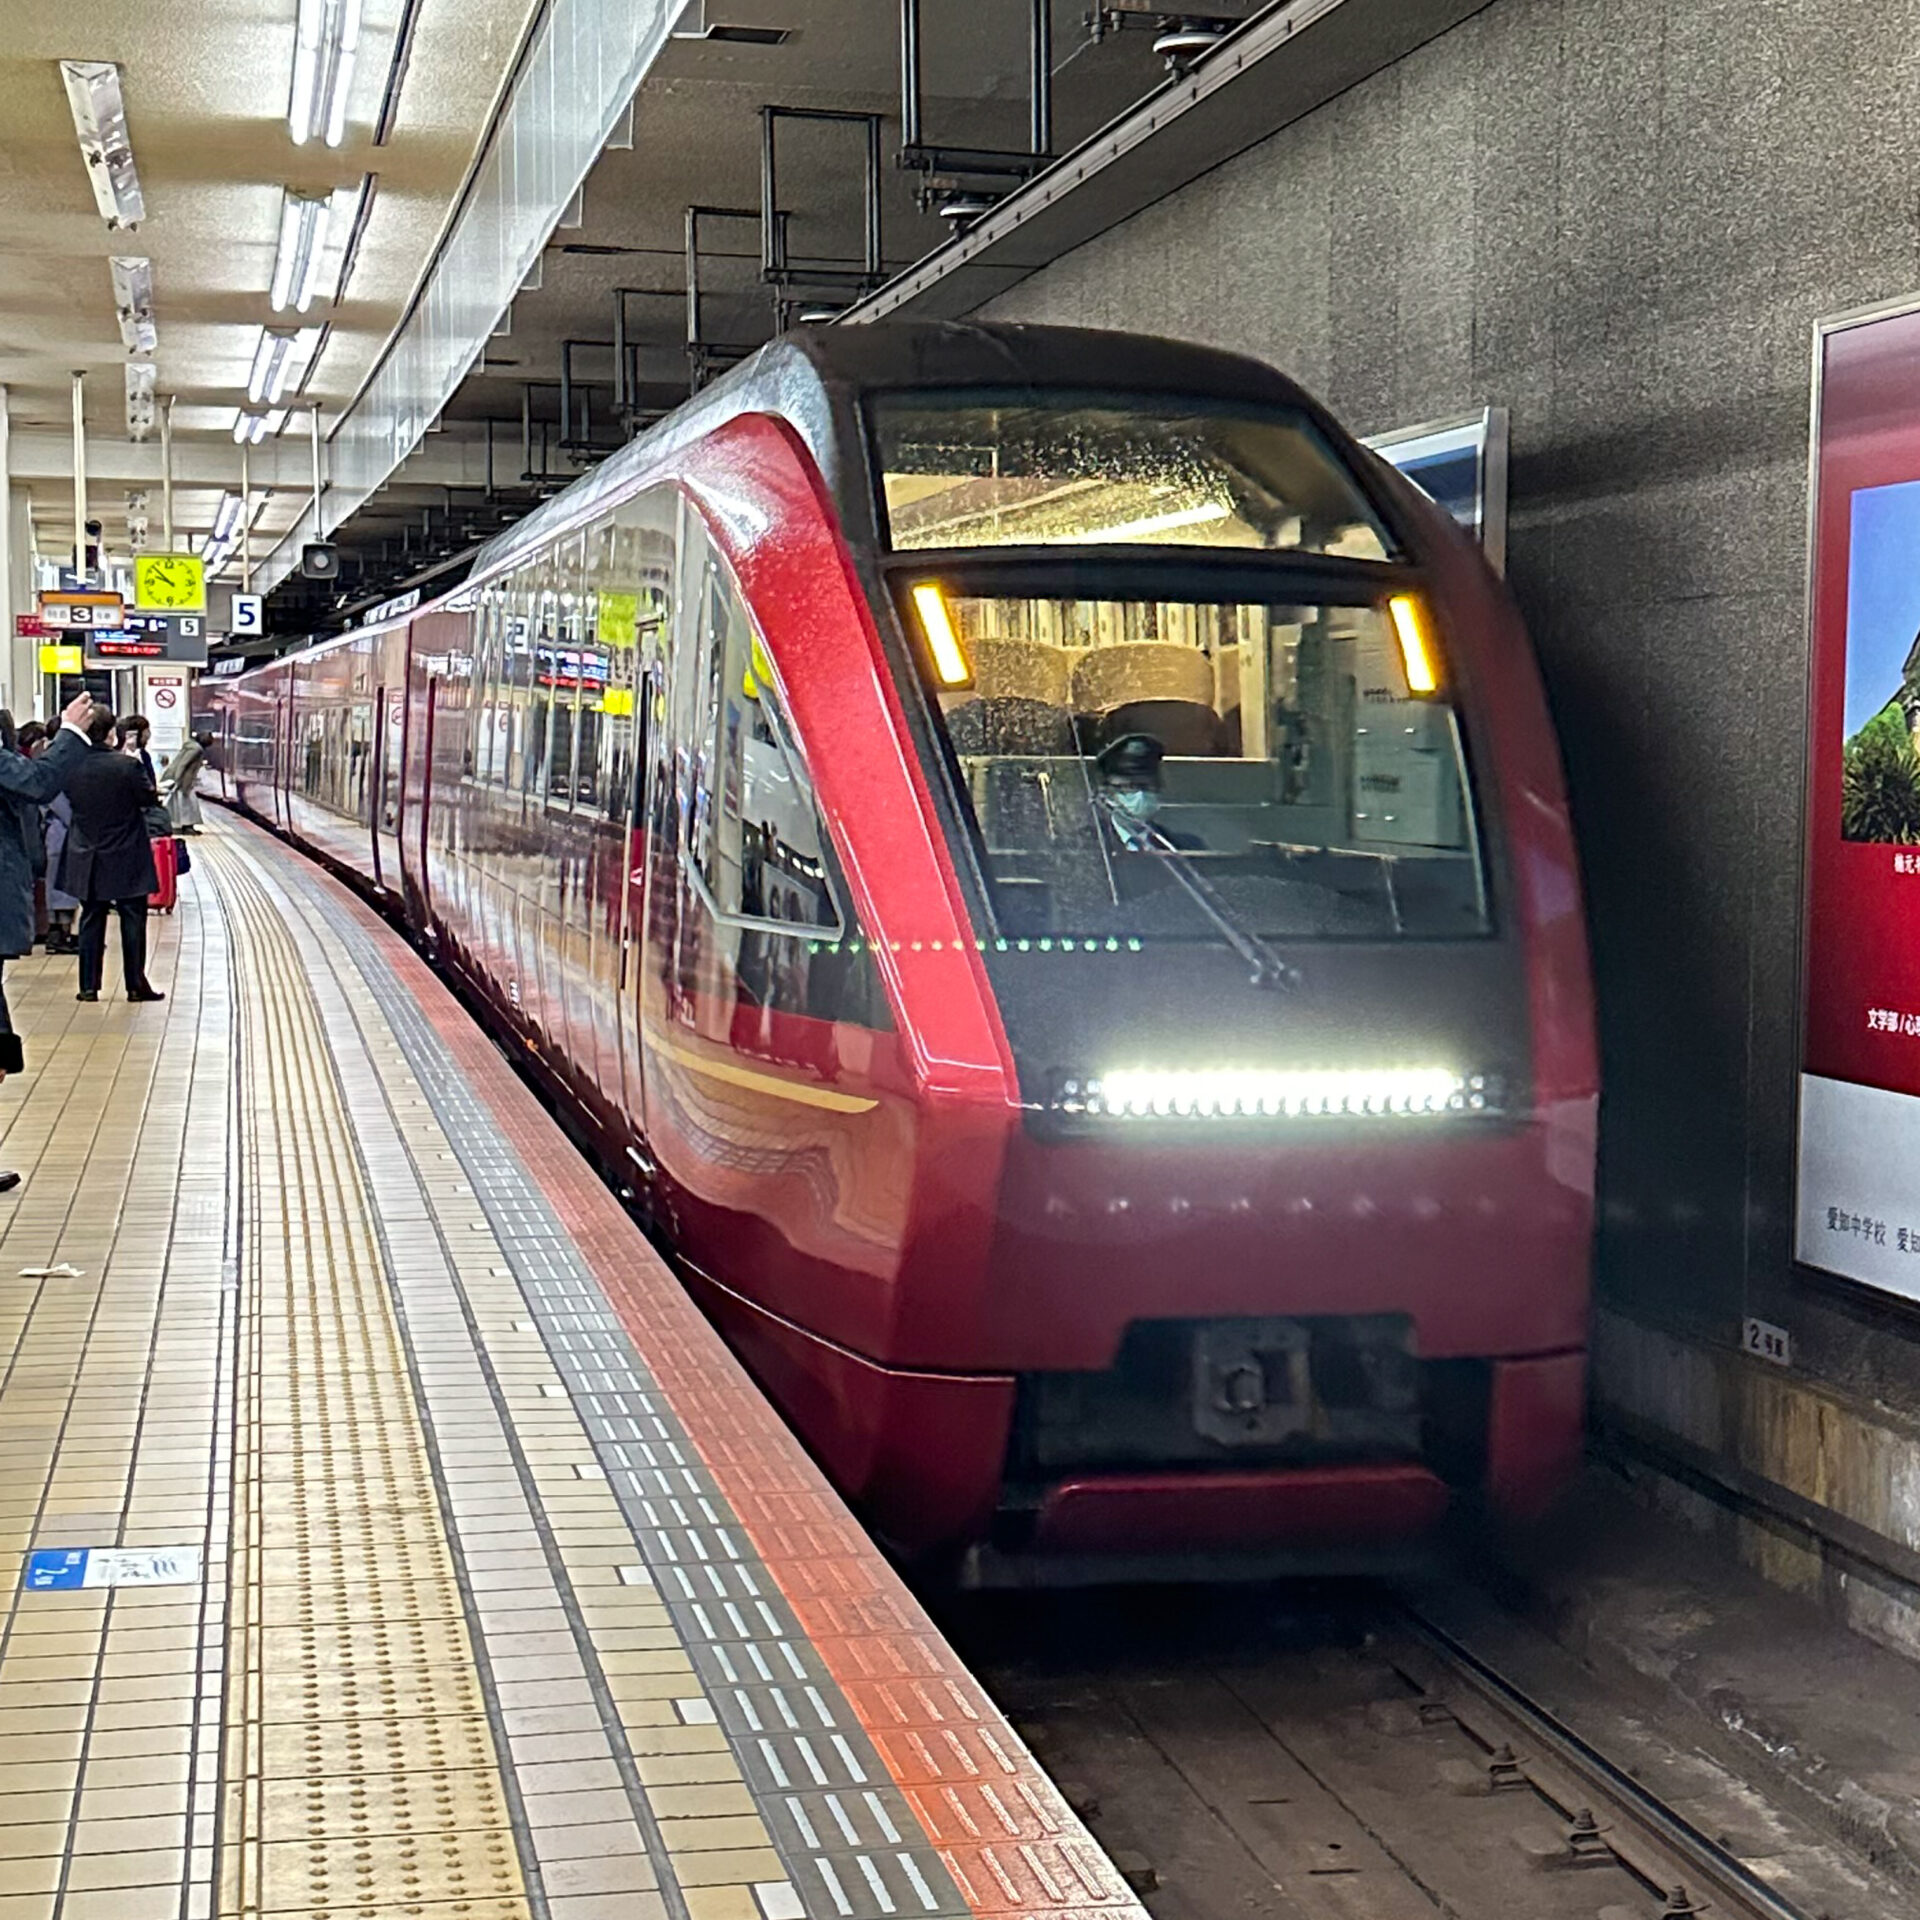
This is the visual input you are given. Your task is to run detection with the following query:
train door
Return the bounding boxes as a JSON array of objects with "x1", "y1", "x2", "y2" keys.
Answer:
[{"x1": 372, "y1": 626, "x2": 406, "y2": 894}]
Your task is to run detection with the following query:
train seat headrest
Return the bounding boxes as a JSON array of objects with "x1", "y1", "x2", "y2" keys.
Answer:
[
  {"x1": 970, "y1": 639, "x2": 1072, "y2": 707},
  {"x1": 1070, "y1": 643, "x2": 1215, "y2": 713}
]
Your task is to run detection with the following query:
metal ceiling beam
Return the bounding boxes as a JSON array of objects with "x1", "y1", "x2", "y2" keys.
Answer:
[
  {"x1": 851, "y1": 0, "x2": 1499, "y2": 322},
  {"x1": 7, "y1": 425, "x2": 509, "y2": 493}
]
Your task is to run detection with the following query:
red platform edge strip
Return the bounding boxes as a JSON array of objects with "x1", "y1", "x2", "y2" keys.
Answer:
[{"x1": 283, "y1": 832, "x2": 1144, "y2": 1918}]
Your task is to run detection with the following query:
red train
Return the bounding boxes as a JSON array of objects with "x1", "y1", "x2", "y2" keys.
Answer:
[{"x1": 202, "y1": 322, "x2": 1597, "y2": 1581}]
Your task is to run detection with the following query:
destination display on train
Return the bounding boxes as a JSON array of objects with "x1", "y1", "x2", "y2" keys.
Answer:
[{"x1": 1797, "y1": 300, "x2": 1920, "y2": 1298}]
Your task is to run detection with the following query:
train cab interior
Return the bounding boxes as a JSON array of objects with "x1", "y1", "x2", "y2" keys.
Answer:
[{"x1": 870, "y1": 393, "x2": 1487, "y2": 947}]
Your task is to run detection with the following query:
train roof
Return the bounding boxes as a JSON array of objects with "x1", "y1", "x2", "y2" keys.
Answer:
[
  {"x1": 737, "y1": 318, "x2": 1317, "y2": 408},
  {"x1": 466, "y1": 319, "x2": 1326, "y2": 587}
]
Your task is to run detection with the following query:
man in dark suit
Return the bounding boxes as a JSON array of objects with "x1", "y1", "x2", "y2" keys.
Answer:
[{"x1": 60, "y1": 708, "x2": 164, "y2": 1004}]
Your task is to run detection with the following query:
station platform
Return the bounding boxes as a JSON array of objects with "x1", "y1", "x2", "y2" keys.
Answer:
[{"x1": 0, "y1": 818, "x2": 1138, "y2": 1920}]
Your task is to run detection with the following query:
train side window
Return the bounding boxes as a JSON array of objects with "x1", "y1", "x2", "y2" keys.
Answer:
[
  {"x1": 504, "y1": 562, "x2": 538, "y2": 793},
  {"x1": 689, "y1": 534, "x2": 842, "y2": 941},
  {"x1": 596, "y1": 487, "x2": 675, "y2": 826},
  {"x1": 470, "y1": 584, "x2": 500, "y2": 782},
  {"x1": 527, "y1": 575, "x2": 557, "y2": 803}
]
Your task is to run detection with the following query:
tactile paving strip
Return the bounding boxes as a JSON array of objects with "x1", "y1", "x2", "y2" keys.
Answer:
[
  {"x1": 217, "y1": 868, "x2": 533, "y2": 1920},
  {"x1": 210, "y1": 829, "x2": 983, "y2": 1920},
  {"x1": 213, "y1": 849, "x2": 682, "y2": 1920}
]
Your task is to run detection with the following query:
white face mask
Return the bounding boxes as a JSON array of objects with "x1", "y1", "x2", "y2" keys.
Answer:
[{"x1": 1111, "y1": 786, "x2": 1160, "y2": 820}]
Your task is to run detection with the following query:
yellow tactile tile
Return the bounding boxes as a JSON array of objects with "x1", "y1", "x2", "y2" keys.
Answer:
[{"x1": 216, "y1": 860, "x2": 530, "y2": 1920}]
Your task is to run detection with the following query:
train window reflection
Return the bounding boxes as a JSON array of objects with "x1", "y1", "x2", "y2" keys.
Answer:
[
  {"x1": 917, "y1": 593, "x2": 1487, "y2": 943},
  {"x1": 873, "y1": 394, "x2": 1394, "y2": 559},
  {"x1": 688, "y1": 542, "x2": 842, "y2": 941}
]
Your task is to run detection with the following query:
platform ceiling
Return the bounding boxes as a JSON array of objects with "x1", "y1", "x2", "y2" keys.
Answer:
[
  {"x1": 0, "y1": 0, "x2": 545, "y2": 567},
  {"x1": 0, "y1": 0, "x2": 1238, "y2": 609}
]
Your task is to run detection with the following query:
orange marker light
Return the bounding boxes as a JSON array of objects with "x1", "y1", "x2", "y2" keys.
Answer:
[
  {"x1": 912, "y1": 583, "x2": 972, "y2": 687},
  {"x1": 1388, "y1": 593, "x2": 1439, "y2": 695}
]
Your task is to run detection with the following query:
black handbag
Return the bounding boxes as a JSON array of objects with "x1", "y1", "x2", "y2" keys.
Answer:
[
  {"x1": 142, "y1": 803, "x2": 172, "y2": 839},
  {"x1": 174, "y1": 837, "x2": 192, "y2": 876}
]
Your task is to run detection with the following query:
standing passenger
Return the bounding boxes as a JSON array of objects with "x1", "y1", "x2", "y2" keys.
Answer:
[
  {"x1": 117, "y1": 714, "x2": 157, "y2": 787},
  {"x1": 61, "y1": 709, "x2": 165, "y2": 1005},
  {"x1": 0, "y1": 694, "x2": 97, "y2": 1191},
  {"x1": 41, "y1": 792, "x2": 80, "y2": 953},
  {"x1": 161, "y1": 730, "x2": 210, "y2": 833}
]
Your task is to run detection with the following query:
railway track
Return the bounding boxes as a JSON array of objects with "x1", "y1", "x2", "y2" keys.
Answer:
[{"x1": 940, "y1": 1583, "x2": 1898, "y2": 1920}]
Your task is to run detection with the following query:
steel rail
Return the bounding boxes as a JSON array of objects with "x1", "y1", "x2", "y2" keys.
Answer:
[{"x1": 1394, "y1": 1604, "x2": 1817, "y2": 1920}]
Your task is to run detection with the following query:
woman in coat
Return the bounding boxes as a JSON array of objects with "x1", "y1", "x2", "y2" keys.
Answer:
[
  {"x1": 42, "y1": 792, "x2": 81, "y2": 952},
  {"x1": 0, "y1": 694, "x2": 95, "y2": 1191},
  {"x1": 161, "y1": 731, "x2": 210, "y2": 832}
]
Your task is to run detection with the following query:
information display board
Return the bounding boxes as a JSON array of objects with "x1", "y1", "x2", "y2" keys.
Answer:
[
  {"x1": 1364, "y1": 407, "x2": 1509, "y2": 574},
  {"x1": 1796, "y1": 300, "x2": 1920, "y2": 1296}
]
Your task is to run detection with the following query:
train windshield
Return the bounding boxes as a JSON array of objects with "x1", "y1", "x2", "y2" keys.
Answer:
[
  {"x1": 910, "y1": 587, "x2": 1489, "y2": 944},
  {"x1": 873, "y1": 393, "x2": 1396, "y2": 558}
]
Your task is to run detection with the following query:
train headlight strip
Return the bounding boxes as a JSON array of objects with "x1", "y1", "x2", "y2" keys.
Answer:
[{"x1": 1055, "y1": 1067, "x2": 1501, "y2": 1120}]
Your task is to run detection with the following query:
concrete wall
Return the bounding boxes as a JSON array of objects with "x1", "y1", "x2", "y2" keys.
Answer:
[{"x1": 979, "y1": 0, "x2": 1920, "y2": 1619}]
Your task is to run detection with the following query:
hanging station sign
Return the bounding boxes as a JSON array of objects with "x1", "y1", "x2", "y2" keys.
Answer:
[
  {"x1": 37, "y1": 590, "x2": 125, "y2": 632},
  {"x1": 1364, "y1": 407, "x2": 1510, "y2": 575},
  {"x1": 1796, "y1": 298, "x2": 1920, "y2": 1298}
]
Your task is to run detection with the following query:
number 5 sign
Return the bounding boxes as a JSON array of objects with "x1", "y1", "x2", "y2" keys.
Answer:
[{"x1": 230, "y1": 593, "x2": 264, "y2": 638}]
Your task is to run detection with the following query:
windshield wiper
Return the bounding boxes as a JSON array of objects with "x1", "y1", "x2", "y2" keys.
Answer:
[{"x1": 1096, "y1": 795, "x2": 1300, "y2": 990}]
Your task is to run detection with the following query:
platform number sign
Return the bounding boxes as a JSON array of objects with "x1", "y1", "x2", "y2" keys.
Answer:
[
  {"x1": 1743, "y1": 1317, "x2": 1792, "y2": 1367},
  {"x1": 230, "y1": 592, "x2": 264, "y2": 638},
  {"x1": 134, "y1": 553, "x2": 206, "y2": 613}
]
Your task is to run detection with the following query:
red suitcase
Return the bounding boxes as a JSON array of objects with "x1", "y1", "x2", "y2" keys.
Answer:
[{"x1": 149, "y1": 834, "x2": 179, "y2": 914}]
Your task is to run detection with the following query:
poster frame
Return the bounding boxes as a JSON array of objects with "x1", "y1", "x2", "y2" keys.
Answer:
[
  {"x1": 1364, "y1": 405, "x2": 1509, "y2": 575},
  {"x1": 1792, "y1": 289, "x2": 1920, "y2": 1300}
]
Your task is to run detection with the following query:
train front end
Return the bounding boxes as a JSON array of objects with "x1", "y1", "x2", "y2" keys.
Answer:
[{"x1": 820, "y1": 345, "x2": 1596, "y2": 1579}]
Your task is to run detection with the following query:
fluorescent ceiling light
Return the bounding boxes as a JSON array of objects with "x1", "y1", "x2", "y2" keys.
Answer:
[
  {"x1": 124, "y1": 361, "x2": 157, "y2": 442},
  {"x1": 233, "y1": 408, "x2": 288, "y2": 446},
  {"x1": 271, "y1": 193, "x2": 326, "y2": 311},
  {"x1": 1064, "y1": 502, "x2": 1232, "y2": 545},
  {"x1": 290, "y1": 0, "x2": 366, "y2": 148},
  {"x1": 270, "y1": 183, "x2": 364, "y2": 313},
  {"x1": 210, "y1": 492, "x2": 244, "y2": 545},
  {"x1": 60, "y1": 60, "x2": 146, "y2": 229},
  {"x1": 246, "y1": 326, "x2": 322, "y2": 405},
  {"x1": 109, "y1": 255, "x2": 157, "y2": 353}
]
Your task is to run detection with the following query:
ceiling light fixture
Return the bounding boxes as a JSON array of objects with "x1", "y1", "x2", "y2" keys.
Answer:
[
  {"x1": 246, "y1": 326, "x2": 322, "y2": 405},
  {"x1": 124, "y1": 361, "x2": 157, "y2": 442},
  {"x1": 208, "y1": 491, "x2": 244, "y2": 546},
  {"x1": 232, "y1": 408, "x2": 288, "y2": 446},
  {"x1": 109, "y1": 255, "x2": 157, "y2": 352},
  {"x1": 271, "y1": 191, "x2": 331, "y2": 312},
  {"x1": 60, "y1": 60, "x2": 146, "y2": 229},
  {"x1": 290, "y1": 0, "x2": 366, "y2": 148},
  {"x1": 270, "y1": 182, "x2": 367, "y2": 313}
]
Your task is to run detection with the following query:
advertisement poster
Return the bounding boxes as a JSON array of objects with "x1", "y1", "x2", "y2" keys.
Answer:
[{"x1": 1797, "y1": 303, "x2": 1920, "y2": 1297}]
